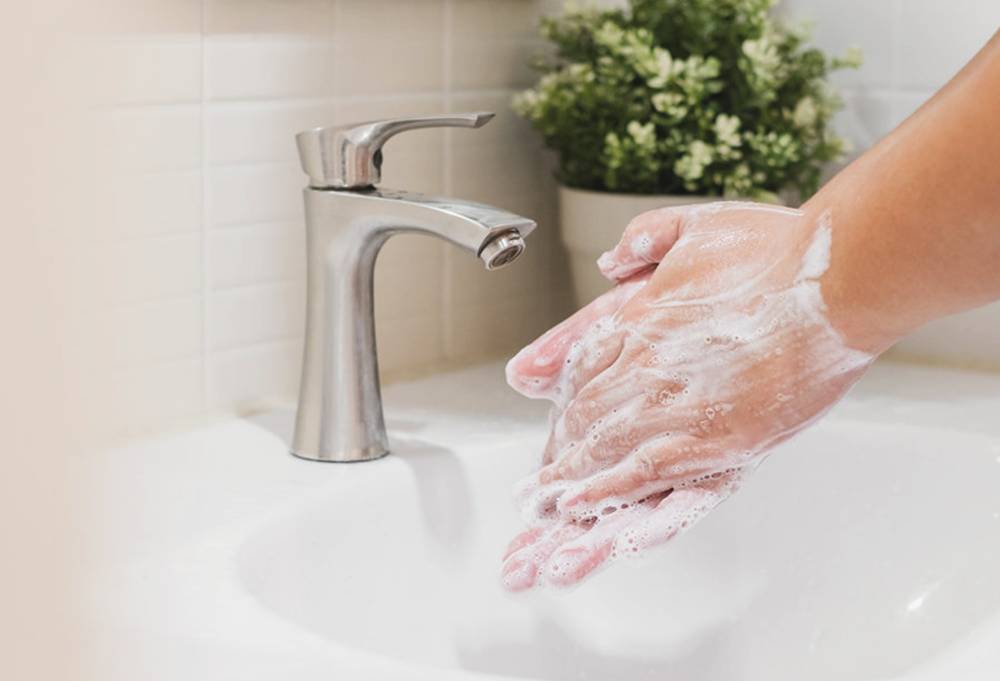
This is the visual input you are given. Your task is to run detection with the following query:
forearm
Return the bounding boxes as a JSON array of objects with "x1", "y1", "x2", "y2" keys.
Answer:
[{"x1": 809, "y1": 30, "x2": 1000, "y2": 353}]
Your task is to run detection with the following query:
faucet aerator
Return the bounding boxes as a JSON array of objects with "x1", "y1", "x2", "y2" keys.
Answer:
[{"x1": 480, "y1": 231, "x2": 525, "y2": 270}]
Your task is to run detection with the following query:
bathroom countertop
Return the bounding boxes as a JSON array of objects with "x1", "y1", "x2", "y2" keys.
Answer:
[{"x1": 74, "y1": 358, "x2": 1000, "y2": 681}]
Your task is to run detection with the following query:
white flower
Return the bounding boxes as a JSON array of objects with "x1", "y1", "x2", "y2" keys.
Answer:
[
  {"x1": 742, "y1": 36, "x2": 780, "y2": 71},
  {"x1": 674, "y1": 140, "x2": 714, "y2": 181},
  {"x1": 714, "y1": 114, "x2": 742, "y2": 147},
  {"x1": 594, "y1": 21, "x2": 626, "y2": 50},
  {"x1": 627, "y1": 120, "x2": 656, "y2": 150},
  {"x1": 651, "y1": 92, "x2": 685, "y2": 118},
  {"x1": 742, "y1": 35, "x2": 782, "y2": 89},
  {"x1": 646, "y1": 47, "x2": 674, "y2": 88},
  {"x1": 792, "y1": 96, "x2": 818, "y2": 128}
]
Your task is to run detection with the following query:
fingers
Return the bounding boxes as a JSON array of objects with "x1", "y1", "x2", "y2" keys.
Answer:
[
  {"x1": 555, "y1": 435, "x2": 730, "y2": 513},
  {"x1": 502, "y1": 470, "x2": 746, "y2": 591},
  {"x1": 610, "y1": 469, "x2": 744, "y2": 556},
  {"x1": 542, "y1": 504, "x2": 650, "y2": 587},
  {"x1": 505, "y1": 274, "x2": 649, "y2": 405},
  {"x1": 597, "y1": 207, "x2": 685, "y2": 282},
  {"x1": 501, "y1": 521, "x2": 589, "y2": 592}
]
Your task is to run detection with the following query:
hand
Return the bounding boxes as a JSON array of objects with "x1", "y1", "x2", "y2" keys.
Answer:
[{"x1": 502, "y1": 202, "x2": 875, "y2": 591}]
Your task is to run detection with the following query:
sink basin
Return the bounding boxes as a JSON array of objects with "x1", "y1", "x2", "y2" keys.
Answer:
[
  {"x1": 80, "y1": 361, "x2": 1000, "y2": 681},
  {"x1": 236, "y1": 367, "x2": 1000, "y2": 681}
]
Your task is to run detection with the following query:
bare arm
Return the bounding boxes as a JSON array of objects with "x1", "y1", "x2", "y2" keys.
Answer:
[
  {"x1": 815, "y1": 29, "x2": 1000, "y2": 351},
  {"x1": 500, "y1": 31, "x2": 1000, "y2": 590}
]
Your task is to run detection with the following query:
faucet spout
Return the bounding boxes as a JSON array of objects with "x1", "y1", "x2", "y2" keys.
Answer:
[{"x1": 292, "y1": 187, "x2": 537, "y2": 462}]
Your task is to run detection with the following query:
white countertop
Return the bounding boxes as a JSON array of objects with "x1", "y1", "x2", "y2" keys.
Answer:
[{"x1": 74, "y1": 358, "x2": 1000, "y2": 680}]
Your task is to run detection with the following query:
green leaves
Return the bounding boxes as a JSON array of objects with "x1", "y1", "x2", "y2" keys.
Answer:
[{"x1": 514, "y1": 0, "x2": 859, "y2": 198}]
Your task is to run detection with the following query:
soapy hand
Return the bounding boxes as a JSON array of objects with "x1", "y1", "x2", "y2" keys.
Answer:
[{"x1": 502, "y1": 202, "x2": 875, "y2": 591}]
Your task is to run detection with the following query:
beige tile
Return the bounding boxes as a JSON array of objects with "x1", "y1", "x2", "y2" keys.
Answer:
[
  {"x1": 778, "y1": 0, "x2": 895, "y2": 89},
  {"x1": 205, "y1": 0, "x2": 335, "y2": 36},
  {"x1": 207, "y1": 339, "x2": 304, "y2": 409},
  {"x1": 447, "y1": 91, "x2": 550, "y2": 203},
  {"x1": 110, "y1": 358, "x2": 204, "y2": 435},
  {"x1": 94, "y1": 38, "x2": 202, "y2": 105},
  {"x1": 450, "y1": 0, "x2": 542, "y2": 91},
  {"x1": 107, "y1": 233, "x2": 203, "y2": 304},
  {"x1": 445, "y1": 291, "x2": 564, "y2": 362},
  {"x1": 208, "y1": 280, "x2": 305, "y2": 350},
  {"x1": 894, "y1": 0, "x2": 1000, "y2": 89},
  {"x1": 376, "y1": 312, "x2": 446, "y2": 377},
  {"x1": 208, "y1": 221, "x2": 305, "y2": 289},
  {"x1": 451, "y1": 0, "x2": 541, "y2": 34},
  {"x1": 205, "y1": 38, "x2": 336, "y2": 100},
  {"x1": 110, "y1": 296, "x2": 203, "y2": 367},
  {"x1": 93, "y1": 0, "x2": 203, "y2": 35},
  {"x1": 207, "y1": 100, "x2": 337, "y2": 165},
  {"x1": 98, "y1": 170, "x2": 202, "y2": 239},
  {"x1": 450, "y1": 36, "x2": 541, "y2": 91},
  {"x1": 334, "y1": 0, "x2": 445, "y2": 96},
  {"x1": 374, "y1": 233, "x2": 446, "y2": 325},
  {"x1": 97, "y1": 105, "x2": 202, "y2": 173},
  {"x1": 209, "y1": 162, "x2": 305, "y2": 226}
]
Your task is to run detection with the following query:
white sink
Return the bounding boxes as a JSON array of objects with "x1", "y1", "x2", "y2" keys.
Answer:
[{"x1": 80, "y1": 361, "x2": 1000, "y2": 681}]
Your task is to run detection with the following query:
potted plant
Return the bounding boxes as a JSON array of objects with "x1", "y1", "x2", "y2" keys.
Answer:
[{"x1": 513, "y1": 0, "x2": 861, "y2": 305}]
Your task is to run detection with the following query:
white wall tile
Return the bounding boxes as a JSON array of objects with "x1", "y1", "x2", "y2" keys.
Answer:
[
  {"x1": 110, "y1": 358, "x2": 204, "y2": 435},
  {"x1": 95, "y1": 39, "x2": 202, "y2": 105},
  {"x1": 98, "y1": 170, "x2": 203, "y2": 239},
  {"x1": 208, "y1": 221, "x2": 305, "y2": 289},
  {"x1": 207, "y1": 100, "x2": 336, "y2": 165},
  {"x1": 111, "y1": 296, "x2": 202, "y2": 366},
  {"x1": 93, "y1": 0, "x2": 574, "y2": 434},
  {"x1": 207, "y1": 281, "x2": 305, "y2": 351},
  {"x1": 208, "y1": 162, "x2": 304, "y2": 226},
  {"x1": 450, "y1": 0, "x2": 541, "y2": 91},
  {"x1": 207, "y1": 339, "x2": 303, "y2": 410},
  {"x1": 108, "y1": 234, "x2": 203, "y2": 304},
  {"x1": 377, "y1": 312, "x2": 446, "y2": 377},
  {"x1": 895, "y1": 0, "x2": 1000, "y2": 89},
  {"x1": 779, "y1": 0, "x2": 897, "y2": 88},
  {"x1": 97, "y1": 106, "x2": 201, "y2": 172},
  {"x1": 95, "y1": 0, "x2": 203, "y2": 36},
  {"x1": 334, "y1": 0, "x2": 445, "y2": 96},
  {"x1": 205, "y1": 0, "x2": 335, "y2": 36},
  {"x1": 205, "y1": 39, "x2": 336, "y2": 100}
]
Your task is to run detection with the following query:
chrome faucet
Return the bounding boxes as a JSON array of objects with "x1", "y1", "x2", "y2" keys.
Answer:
[{"x1": 291, "y1": 112, "x2": 537, "y2": 462}]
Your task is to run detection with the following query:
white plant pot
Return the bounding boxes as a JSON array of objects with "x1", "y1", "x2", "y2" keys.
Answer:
[{"x1": 558, "y1": 185, "x2": 715, "y2": 307}]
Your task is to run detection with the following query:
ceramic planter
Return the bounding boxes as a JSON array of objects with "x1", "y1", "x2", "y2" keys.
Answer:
[{"x1": 558, "y1": 185, "x2": 715, "y2": 307}]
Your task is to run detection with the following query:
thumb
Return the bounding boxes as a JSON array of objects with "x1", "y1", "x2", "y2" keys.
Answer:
[{"x1": 596, "y1": 206, "x2": 686, "y2": 282}]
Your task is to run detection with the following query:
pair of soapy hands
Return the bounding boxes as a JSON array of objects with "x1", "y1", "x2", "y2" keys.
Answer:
[{"x1": 501, "y1": 201, "x2": 875, "y2": 591}]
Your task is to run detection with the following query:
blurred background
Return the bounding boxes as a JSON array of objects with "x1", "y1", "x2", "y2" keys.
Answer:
[{"x1": 2, "y1": 1, "x2": 999, "y2": 678}]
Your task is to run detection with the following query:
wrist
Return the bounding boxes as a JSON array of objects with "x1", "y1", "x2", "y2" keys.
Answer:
[{"x1": 801, "y1": 200, "x2": 906, "y2": 356}]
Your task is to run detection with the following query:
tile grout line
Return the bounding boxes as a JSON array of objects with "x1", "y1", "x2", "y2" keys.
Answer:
[
  {"x1": 199, "y1": 0, "x2": 212, "y2": 410},
  {"x1": 441, "y1": 0, "x2": 456, "y2": 360}
]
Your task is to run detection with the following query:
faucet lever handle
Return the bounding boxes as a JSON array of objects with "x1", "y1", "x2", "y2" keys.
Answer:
[{"x1": 296, "y1": 111, "x2": 495, "y2": 190}]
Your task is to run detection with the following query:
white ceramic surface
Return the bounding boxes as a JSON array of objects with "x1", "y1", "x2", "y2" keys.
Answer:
[{"x1": 78, "y1": 360, "x2": 1000, "y2": 680}]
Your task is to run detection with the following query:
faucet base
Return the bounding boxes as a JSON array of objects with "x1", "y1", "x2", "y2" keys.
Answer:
[{"x1": 289, "y1": 445, "x2": 390, "y2": 464}]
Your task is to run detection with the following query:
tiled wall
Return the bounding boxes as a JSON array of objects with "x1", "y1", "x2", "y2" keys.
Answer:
[
  {"x1": 780, "y1": 0, "x2": 1000, "y2": 369},
  {"x1": 98, "y1": 0, "x2": 572, "y2": 434},
  {"x1": 96, "y1": 0, "x2": 1000, "y2": 434}
]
